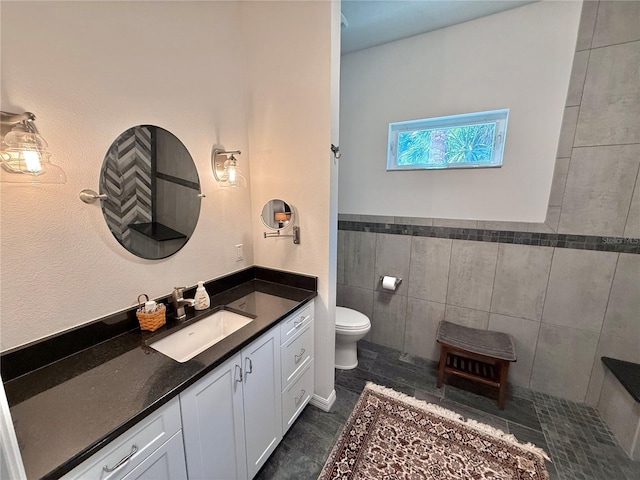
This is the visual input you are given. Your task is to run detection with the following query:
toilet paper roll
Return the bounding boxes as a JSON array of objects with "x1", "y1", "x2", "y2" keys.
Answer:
[{"x1": 382, "y1": 276, "x2": 398, "y2": 291}]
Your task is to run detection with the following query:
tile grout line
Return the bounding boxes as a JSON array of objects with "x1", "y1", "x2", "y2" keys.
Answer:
[
  {"x1": 588, "y1": 1, "x2": 599, "y2": 51},
  {"x1": 583, "y1": 252, "x2": 621, "y2": 404},
  {"x1": 444, "y1": 238, "x2": 454, "y2": 312},
  {"x1": 529, "y1": 247, "x2": 557, "y2": 392},
  {"x1": 557, "y1": 33, "x2": 591, "y2": 233},
  {"x1": 402, "y1": 236, "x2": 416, "y2": 353},
  {"x1": 526, "y1": 247, "x2": 555, "y2": 389},
  {"x1": 487, "y1": 242, "x2": 501, "y2": 325},
  {"x1": 589, "y1": 38, "x2": 640, "y2": 52},
  {"x1": 622, "y1": 161, "x2": 640, "y2": 238},
  {"x1": 572, "y1": 141, "x2": 640, "y2": 149}
]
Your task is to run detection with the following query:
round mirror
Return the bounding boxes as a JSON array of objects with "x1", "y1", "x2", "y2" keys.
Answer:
[
  {"x1": 261, "y1": 199, "x2": 293, "y2": 230},
  {"x1": 99, "y1": 125, "x2": 201, "y2": 259}
]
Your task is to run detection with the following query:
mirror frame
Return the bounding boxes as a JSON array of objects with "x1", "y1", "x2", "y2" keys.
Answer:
[{"x1": 261, "y1": 199, "x2": 294, "y2": 230}]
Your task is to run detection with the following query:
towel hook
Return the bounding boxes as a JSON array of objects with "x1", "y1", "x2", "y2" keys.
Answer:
[{"x1": 331, "y1": 144, "x2": 341, "y2": 160}]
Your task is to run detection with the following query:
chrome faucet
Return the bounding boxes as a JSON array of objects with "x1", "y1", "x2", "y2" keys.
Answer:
[{"x1": 172, "y1": 287, "x2": 196, "y2": 320}]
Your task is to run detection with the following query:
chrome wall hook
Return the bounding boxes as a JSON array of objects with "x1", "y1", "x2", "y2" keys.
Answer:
[{"x1": 331, "y1": 144, "x2": 341, "y2": 160}]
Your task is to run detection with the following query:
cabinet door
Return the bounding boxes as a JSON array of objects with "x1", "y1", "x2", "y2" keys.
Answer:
[
  {"x1": 180, "y1": 354, "x2": 247, "y2": 480},
  {"x1": 242, "y1": 329, "x2": 282, "y2": 479},
  {"x1": 121, "y1": 432, "x2": 187, "y2": 480}
]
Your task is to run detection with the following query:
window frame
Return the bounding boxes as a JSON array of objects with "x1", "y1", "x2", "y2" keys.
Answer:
[{"x1": 387, "y1": 109, "x2": 509, "y2": 171}]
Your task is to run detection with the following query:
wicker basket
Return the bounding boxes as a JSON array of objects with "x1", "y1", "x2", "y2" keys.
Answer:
[{"x1": 136, "y1": 294, "x2": 166, "y2": 332}]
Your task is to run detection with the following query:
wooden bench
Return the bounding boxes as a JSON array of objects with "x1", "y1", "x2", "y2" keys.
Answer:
[{"x1": 436, "y1": 321, "x2": 516, "y2": 410}]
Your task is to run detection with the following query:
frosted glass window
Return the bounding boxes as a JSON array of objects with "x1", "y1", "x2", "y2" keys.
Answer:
[{"x1": 387, "y1": 109, "x2": 509, "y2": 170}]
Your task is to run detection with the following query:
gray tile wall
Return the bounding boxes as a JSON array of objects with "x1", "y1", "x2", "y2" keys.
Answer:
[
  {"x1": 555, "y1": 1, "x2": 640, "y2": 236},
  {"x1": 336, "y1": 230, "x2": 639, "y2": 404},
  {"x1": 337, "y1": 2, "x2": 640, "y2": 406}
]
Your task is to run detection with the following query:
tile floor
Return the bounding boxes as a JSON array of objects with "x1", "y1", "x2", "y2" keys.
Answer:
[{"x1": 256, "y1": 341, "x2": 640, "y2": 480}]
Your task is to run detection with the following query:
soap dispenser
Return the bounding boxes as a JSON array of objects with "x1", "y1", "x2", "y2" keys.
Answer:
[{"x1": 194, "y1": 281, "x2": 210, "y2": 311}]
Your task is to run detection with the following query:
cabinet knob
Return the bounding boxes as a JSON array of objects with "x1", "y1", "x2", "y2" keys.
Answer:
[
  {"x1": 235, "y1": 364, "x2": 243, "y2": 383},
  {"x1": 295, "y1": 390, "x2": 306, "y2": 405},
  {"x1": 294, "y1": 348, "x2": 306, "y2": 363}
]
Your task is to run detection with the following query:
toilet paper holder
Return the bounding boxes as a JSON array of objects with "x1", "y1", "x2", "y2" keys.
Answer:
[{"x1": 380, "y1": 276, "x2": 402, "y2": 289}]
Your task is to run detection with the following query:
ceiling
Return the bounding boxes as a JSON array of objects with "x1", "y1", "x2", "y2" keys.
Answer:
[{"x1": 340, "y1": 0, "x2": 536, "y2": 54}]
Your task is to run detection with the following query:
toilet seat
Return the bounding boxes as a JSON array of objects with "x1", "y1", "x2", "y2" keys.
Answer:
[{"x1": 336, "y1": 307, "x2": 370, "y2": 331}]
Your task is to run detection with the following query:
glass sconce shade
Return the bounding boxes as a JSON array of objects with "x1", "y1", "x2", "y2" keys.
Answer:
[
  {"x1": 211, "y1": 148, "x2": 246, "y2": 188},
  {"x1": 0, "y1": 112, "x2": 67, "y2": 184},
  {"x1": 227, "y1": 157, "x2": 238, "y2": 183},
  {"x1": 3, "y1": 128, "x2": 50, "y2": 175}
]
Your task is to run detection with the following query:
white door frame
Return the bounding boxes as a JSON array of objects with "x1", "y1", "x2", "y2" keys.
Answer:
[{"x1": 1, "y1": 375, "x2": 26, "y2": 480}]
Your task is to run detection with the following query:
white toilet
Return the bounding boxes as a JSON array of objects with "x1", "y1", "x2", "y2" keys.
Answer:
[{"x1": 335, "y1": 307, "x2": 371, "y2": 370}]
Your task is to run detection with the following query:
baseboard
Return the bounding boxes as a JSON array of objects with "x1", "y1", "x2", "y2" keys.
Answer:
[{"x1": 310, "y1": 389, "x2": 336, "y2": 412}]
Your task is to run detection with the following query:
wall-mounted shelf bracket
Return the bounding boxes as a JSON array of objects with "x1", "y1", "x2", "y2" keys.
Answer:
[{"x1": 263, "y1": 226, "x2": 300, "y2": 244}]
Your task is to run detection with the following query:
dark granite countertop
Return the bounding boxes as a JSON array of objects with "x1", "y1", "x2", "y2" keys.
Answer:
[
  {"x1": 602, "y1": 357, "x2": 640, "y2": 403},
  {"x1": 2, "y1": 268, "x2": 316, "y2": 479}
]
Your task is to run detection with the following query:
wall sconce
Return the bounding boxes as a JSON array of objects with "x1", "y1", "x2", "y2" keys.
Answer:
[
  {"x1": 0, "y1": 111, "x2": 66, "y2": 184},
  {"x1": 211, "y1": 148, "x2": 246, "y2": 188}
]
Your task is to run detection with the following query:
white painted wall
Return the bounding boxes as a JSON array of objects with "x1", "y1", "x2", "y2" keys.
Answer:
[
  {"x1": 242, "y1": 0, "x2": 337, "y2": 404},
  {"x1": 339, "y1": 1, "x2": 581, "y2": 222},
  {"x1": 1, "y1": 0, "x2": 339, "y2": 404},
  {"x1": 0, "y1": 1, "x2": 255, "y2": 351}
]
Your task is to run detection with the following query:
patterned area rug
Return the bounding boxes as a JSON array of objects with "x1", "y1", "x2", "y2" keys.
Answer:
[{"x1": 319, "y1": 383, "x2": 550, "y2": 480}]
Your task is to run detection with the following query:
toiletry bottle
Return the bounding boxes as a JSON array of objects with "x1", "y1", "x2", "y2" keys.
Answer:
[{"x1": 194, "y1": 281, "x2": 210, "y2": 311}]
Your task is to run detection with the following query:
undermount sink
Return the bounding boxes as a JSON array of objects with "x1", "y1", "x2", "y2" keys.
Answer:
[{"x1": 150, "y1": 310, "x2": 253, "y2": 362}]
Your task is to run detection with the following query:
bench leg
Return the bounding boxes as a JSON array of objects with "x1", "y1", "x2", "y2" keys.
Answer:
[
  {"x1": 498, "y1": 360, "x2": 510, "y2": 410},
  {"x1": 437, "y1": 346, "x2": 448, "y2": 388}
]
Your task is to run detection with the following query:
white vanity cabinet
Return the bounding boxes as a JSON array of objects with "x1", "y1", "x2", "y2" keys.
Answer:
[
  {"x1": 60, "y1": 397, "x2": 187, "y2": 480},
  {"x1": 59, "y1": 301, "x2": 314, "y2": 480},
  {"x1": 180, "y1": 325, "x2": 282, "y2": 480},
  {"x1": 280, "y1": 302, "x2": 314, "y2": 434}
]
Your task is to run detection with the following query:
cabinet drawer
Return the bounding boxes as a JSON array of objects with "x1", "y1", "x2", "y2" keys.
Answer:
[
  {"x1": 62, "y1": 398, "x2": 182, "y2": 480},
  {"x1": 281, "y1": 320, "x2": 314, "y2": 388},
  {"x1": 280, "y1": 303, "x2": 313, "y2": 345},
  {"x1": 121, "y1": 431, "x2": 187, "y2": 480},
  {"x1": 282, "y1": 360, "x2": 314, "y2": 434}
]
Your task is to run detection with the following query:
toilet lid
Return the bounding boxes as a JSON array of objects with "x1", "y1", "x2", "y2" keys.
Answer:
[{"x1": 336, "y1": 307, "x2": 371, "y2": 330}]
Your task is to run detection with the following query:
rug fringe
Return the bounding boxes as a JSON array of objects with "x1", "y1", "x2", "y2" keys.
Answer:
[{"x1": 365, "y1": 382, "x2": 551, "y2": 462}]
